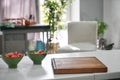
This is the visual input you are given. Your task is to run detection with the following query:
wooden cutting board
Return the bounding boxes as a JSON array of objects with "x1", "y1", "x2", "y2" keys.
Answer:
[{"x1": 51, "y1": 57, "x2": 107, "y2": 74}]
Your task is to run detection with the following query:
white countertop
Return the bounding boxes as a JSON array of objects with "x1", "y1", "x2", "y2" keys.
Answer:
[{"x1": 0, "y1": 50, "x2": 120, "y2": 80}]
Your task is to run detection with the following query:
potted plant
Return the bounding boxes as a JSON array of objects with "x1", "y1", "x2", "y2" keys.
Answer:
[
  {"x1": 96, "y1": 19, "x2": 108, "y2": 49},
  {"x1": 42, "y1": 0, "x2": 72, "y2": 39},
  {"x1": 42, "y1": 0, "x2": 73, "y2": 53},
  {"x1": 96, "y1": 19, "x2": 108, "y2": 38}
]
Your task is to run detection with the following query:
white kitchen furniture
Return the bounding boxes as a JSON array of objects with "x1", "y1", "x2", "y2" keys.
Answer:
[
  {"x1": 0, "y1": 50, "x2": 120, "y2": 80},
  {"x1": 57, "y1": 21, "x2": 98, "y2": 53}
]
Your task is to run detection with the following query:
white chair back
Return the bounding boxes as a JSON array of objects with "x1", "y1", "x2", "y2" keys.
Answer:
[{"x1": 68, "y1": 21, "x2": 97, "y2": 45}]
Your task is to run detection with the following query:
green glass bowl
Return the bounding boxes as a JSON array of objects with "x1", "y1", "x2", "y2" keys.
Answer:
[
  {"x1": 2, "y1": 54, "x2": 23, "y2": 68},
  {"x1": 27, "y1": 51, "x2": 47, "y2": 65}
]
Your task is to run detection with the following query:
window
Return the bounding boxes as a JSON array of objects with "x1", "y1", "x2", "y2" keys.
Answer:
[
  {"x1": 38, "y1": 0, "x2": 72, "y2": 47},
  {"x1": 0, "y1": 0, "x2": 37, "y2": 23}
]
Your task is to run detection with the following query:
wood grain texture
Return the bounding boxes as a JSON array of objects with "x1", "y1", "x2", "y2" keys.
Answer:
[{"x1": 51, "y1": 57, "x2": 107, "y2": 74}]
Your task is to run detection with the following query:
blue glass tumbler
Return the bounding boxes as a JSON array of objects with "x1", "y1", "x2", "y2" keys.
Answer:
[{"x1": 35, "y1": 40, "x2": 45, "y2": 51}]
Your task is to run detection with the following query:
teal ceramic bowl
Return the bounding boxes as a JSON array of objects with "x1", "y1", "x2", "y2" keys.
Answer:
[
  {"x1": 2, "y1": 53, "x2": 23, "y2": 68},
  {"x1": 27, "y1": 50, "x2": 47, "y2": 64}
]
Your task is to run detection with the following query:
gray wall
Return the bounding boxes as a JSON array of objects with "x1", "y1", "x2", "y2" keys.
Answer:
[
  {"x1": 104, "y1": 0, "x2": 120, "y2": 48},
  {"x1": 80, "y1": 0, "x2": 103, "y2": 21}
]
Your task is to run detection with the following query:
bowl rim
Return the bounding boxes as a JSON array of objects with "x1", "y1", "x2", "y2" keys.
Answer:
[{"x1": 1, "y1": 53, "x2": 24, "y2": 58}]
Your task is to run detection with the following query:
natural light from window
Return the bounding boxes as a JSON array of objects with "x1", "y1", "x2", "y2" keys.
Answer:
[{"x1": 38, "y1": 0, "x2": 69, "y2": 47}]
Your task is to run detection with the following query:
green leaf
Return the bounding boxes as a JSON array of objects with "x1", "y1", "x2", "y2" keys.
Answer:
[{"x1": 42, "y1": 0, "x2": 73, "y2": 37}]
